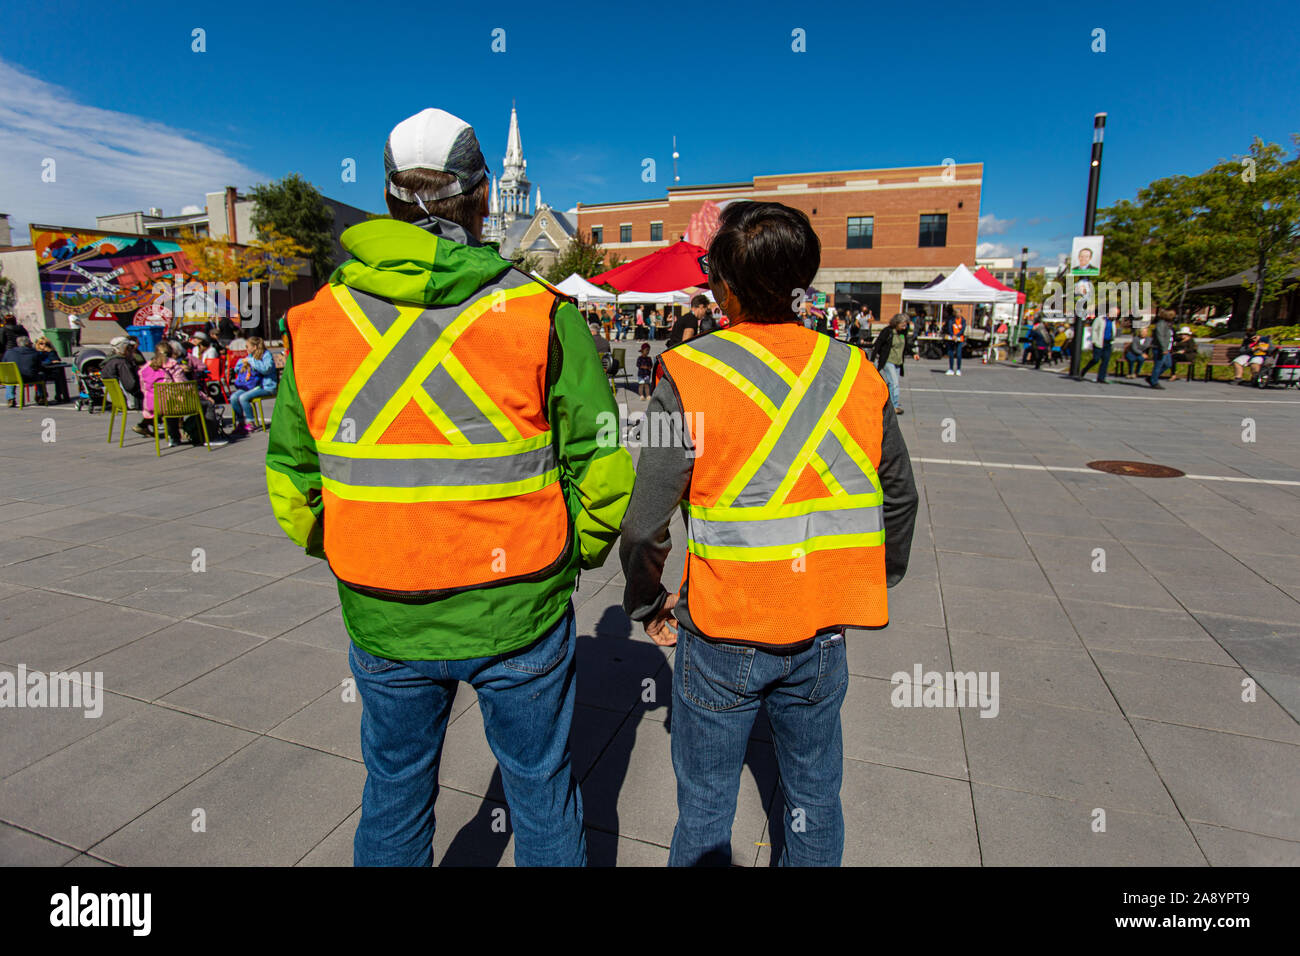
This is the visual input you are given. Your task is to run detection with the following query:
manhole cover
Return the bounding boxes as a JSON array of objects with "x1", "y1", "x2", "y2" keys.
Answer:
[{"x1": 1086, "y1": 460, "x2": 1185, "y2": 478}]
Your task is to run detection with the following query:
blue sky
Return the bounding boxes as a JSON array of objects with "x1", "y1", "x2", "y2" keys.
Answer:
[{"x1": 2, "y1": 0, "x2": 1296, "y2": 266}]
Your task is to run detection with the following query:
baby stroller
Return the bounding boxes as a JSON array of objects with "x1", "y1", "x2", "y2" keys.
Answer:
[
  {"x1": 1254, "y1": 345, "x2": 1300, "y2": 388},
  {"x1": 72, "y1": 349, "x2": 107, "y2": 412}
]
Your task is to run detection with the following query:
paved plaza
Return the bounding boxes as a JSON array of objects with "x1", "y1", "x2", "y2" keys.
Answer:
[{"x1": 1, "y1": 350, "x2": 1298, "y2": 866}]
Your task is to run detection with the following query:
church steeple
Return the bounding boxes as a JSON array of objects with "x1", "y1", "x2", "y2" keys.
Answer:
[
  {"x1": 498, "y1": 104, "x2": 530, "y2": 223},
  {"x1": 483, "y1": 103, "x2": 535, "y2": 246}
]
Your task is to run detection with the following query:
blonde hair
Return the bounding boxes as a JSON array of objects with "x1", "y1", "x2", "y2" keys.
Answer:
[
  {"x1": 247, "y1": 336, "x2": 266, "y2": 359},
  {"x1": 149, "y1": 341, "x2": 171, "y2": 369}
]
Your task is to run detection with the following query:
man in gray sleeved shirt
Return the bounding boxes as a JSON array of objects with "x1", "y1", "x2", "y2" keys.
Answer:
[
  {"x1": 618, "y1": 200, "x2": 919, "y2": 867},
  {"x1": 620, "y1": 383, "x2": 918, "y2": 644}
]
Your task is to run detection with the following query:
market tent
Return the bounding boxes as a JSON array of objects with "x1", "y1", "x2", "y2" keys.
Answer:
[
  {"x1": 900, "y1": 264, "x2": 1019, "y2": 304},
  {"x1": 551, "y1": 273, "x2": 617, "y2": 303},
  {"x1": 973, "y1": 266, "x2": 1026, "y2": 304},
  {"x1": 590, "y1": 240, "x2": 708, "y2": 292},
  {"x1": 616, "y1": 289, "x2": 693, "y2": 305}
]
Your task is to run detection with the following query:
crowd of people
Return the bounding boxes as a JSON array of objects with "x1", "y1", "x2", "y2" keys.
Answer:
[{"x1": 1, "y1": 311, "x2": 280, "y2": 447}]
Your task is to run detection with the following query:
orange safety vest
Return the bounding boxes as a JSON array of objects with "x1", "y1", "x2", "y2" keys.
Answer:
[
  {"x1": 659, "y1": 322, "x2": 891, "y2": 646},
  {"x1": 285, "y1": 268, "x2": 570, "y2": 597}
]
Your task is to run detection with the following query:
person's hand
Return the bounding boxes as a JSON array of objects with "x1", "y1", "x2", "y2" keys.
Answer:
[{"x1": 645, "y1": 593, "x2": 679, "y2": 646}]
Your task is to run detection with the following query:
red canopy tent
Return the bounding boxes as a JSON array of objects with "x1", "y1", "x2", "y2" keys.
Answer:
[
  {"x1": 973, "y1": 266, "x2": 1026, "y2": 304},
  {"x1": 589, "y1": 240, "x2": 709, "y2": 293}
]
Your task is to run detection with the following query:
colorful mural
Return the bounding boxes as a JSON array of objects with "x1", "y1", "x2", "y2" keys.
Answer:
[{"x1": 32, "y1": 226, "x2": 195, "y2": 322}]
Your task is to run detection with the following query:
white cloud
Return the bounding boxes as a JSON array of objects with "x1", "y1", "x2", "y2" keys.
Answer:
[
  {"x1": 0, "y1": 57, "x2": 266, "y2": 244},
  {"x1": 978, "y1": 213, "x2": 1014, "y2": 236},
  {"x1": 977, "y1": 242, "x2": 1013, "y2": 258}
]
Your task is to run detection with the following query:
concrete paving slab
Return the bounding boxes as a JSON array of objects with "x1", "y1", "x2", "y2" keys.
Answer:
[
  {"x1": 160, "y1": 639, "x2": 348, "y2": 733},
  {"x1": 92, "y1": 737, "x2": 365, "y2": 866},
  {"x1": 961, "y1": 696, "x2": 1180, "y2": 814},
  {"x1": 1129, "y1": 718, "x2": 1300, "y2": 841},
  {"x1": 972, "y1": 785, "x2": 1205, "y2": 866},
  {"x1": 0, "y1": 705, "x2": 254, "y2": 849}
]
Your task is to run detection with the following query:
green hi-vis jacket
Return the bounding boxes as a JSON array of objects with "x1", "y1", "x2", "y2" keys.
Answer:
[{"x1": 265, "y1": 218, "x2": 635, "y2": 660}]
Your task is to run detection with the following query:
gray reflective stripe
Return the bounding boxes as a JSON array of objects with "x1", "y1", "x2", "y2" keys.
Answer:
[
  {"x1": 816, "y1": 429, "x2": 877, "y2": 495},
  {"x1": 332, "y1": 269, "x2": 530, "y2": 442},
  {"x1": 688, "y1": 335, "x2": 790, "y2": 408},
  {"x1": 733, "y1": 342, "x2": 851, "y2": 506},
  {"x1": 349, "y1": 288, "x2": 401, "y2": 337},
  {"x1": 690, "y1": 504, "x2": 884, "y2": 550},
  {"x1": 319, "y1": 442, "x2": 557, "y2": 488},
  {"x1": 424, "y1": 363, "x2": 506, "y2": 442}
]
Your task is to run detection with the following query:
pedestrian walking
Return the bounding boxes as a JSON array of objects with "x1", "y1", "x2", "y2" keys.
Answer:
[
  {"x1": 620, "y1": 201, "x2": 918, "y2": 866},
  {"x1": 942, "y1": 306, "x2": 965, "y2": 375},
  {"x1": 265, "y1": 108, "x2": 636, "y2": 867},
  {"x1": 870, "y1": 313, "x2": 917, "y2": 415},
  {"x1": 1147, "y1": 309, "x2": 1175, "y2": 389},
  {"x1": 1080, "y1": 311, "x2": 1117, "y2": 383}
]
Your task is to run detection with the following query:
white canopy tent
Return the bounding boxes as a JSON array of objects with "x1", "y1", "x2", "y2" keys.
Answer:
[
  {"x1": 550, "y1": 273, "x2": 617, "y2": 304},
  {"x1": 899, "y1": 264, "x2": 1019, "y2": 305},
  {"x1": 615, "y1": 289, "x2": 694, "y2": 305}
]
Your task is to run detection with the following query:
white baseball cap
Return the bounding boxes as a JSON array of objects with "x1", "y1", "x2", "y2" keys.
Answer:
[{"x1": 384, "y1": 108, "x2": 489, "y2": 204}]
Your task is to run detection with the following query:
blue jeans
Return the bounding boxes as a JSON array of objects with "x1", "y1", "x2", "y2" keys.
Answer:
[
  {"x1": 1082, "y1": 342, "x2": 1113, "y2": 381},
  {"x1": 230, "y1": 383, "x2": 276, "y2": 423},
  {"x1": 669, "y1": 626, "x2": 849, "y2": 867},
  {"x1": 947, "y1": 342, "x2": 962, "y2": 371},
  {"x1": 349, "y1": 604, "x2": 585, "y2": 866},
  {"x1": 881, "y1": 362, "x2": 901, "y2": 409},
  {"x1": 1148, "y1": 348, "x2": 1171, "y2": 385}
]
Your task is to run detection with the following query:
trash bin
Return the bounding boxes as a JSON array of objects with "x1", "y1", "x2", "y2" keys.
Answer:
[
  {"x1": 43, "y1": 327, "x2": 76, "y2": 357},
  {"x1": 126, "y1": 325, "x2": 165, "y2": 354}
]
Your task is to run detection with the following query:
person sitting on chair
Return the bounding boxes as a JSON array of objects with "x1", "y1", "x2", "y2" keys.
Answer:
[{"x1": 3, "y1": 336, "x2": 48, "y2": 406}]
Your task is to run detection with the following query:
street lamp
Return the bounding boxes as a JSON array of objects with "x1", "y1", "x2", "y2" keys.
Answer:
[
  {"x1": 1017, "y1": 246, "x2": 1028, "y2": 326},
  {"x1": 1071, "y1": 112, "x2": 1106, "y2": 378}
]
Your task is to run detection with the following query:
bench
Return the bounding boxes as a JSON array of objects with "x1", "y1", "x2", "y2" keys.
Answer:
[{"x1": 1204, "y1": 341, "x2": 1240, "y2": 382}]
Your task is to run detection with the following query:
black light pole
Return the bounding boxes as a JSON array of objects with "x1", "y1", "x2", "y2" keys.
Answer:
[
  {"x1": 1071, "y1": 111, "x2": 1106, "y2": 378},
  {"x1": 1017, "y1": 246, "x2": 1028, "y2": 325}
]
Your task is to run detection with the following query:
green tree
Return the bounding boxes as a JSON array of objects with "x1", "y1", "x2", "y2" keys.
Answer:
[
  {"x1": 0, "y1": 261, "x2": 16, "y2": 314},
  {"x1": 1196, "y1": 137, "x2": 1300, "y2": 329},
  {"x1": 543, "y1": 231, "x2": 623, "y2": 284},
  {"x1": 1096, "y1": 135, "x2": 1300, "y2": 328},
  {"x1": 248, "y1": 174, "x2": 336, "y2": 284}
]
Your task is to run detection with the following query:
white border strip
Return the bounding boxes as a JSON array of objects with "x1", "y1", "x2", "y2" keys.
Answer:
[
  {"x1": 915, "y1": 457, "x2": 1300, "y2": 487},
  {"x1": 907, "y1": 387, "x2": 1300, "y2": 405}
]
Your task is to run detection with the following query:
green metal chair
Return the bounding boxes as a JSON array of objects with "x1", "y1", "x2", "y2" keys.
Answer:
[
  {"x1": 152, "y1": 382, "x2": 210, "y2": 456},
  {"x1": 1, "y1": 361, "x2": 38, "y2": 408},
  {"x1": 611, "y1": 347, "x2": 630, "y2": 388},
  {"x1": 249, "y1": 395, "x2": 269, "y2": 430},
  {"x1": 102, "y1": 377, "x2": 129, "y2": 447}
]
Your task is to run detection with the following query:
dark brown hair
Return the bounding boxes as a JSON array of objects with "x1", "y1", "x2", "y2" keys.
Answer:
[
  {"x1": 708, "y1": 201, "x2": 820, "y2": 322},
  {"x1": 385, "y1": 168, "x2": 487, "y2": 234}
]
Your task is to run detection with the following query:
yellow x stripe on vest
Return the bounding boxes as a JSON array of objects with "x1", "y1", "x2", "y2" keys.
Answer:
[
  {"x1": 670, "y1": 329, "x2": 885, "y2": 561},
  {"x1": 317, "y1": 273, "x2": 559, "y2": 502}
]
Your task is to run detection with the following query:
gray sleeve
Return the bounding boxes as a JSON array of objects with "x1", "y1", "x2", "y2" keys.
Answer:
[
  {"x1": 619, "y1": 377, "x2": 694, "y2": 622},
  {"x1": 878, "y1": 400, "x2": 919, "y2": 587}
]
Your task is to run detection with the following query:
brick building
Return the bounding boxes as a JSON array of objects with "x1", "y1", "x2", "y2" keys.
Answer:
[{"x1": 575, "y1": 162, "x2": 981, "y2": 319}]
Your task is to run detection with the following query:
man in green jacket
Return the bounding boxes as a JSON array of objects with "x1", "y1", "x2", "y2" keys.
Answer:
[{"x1": 266, "y1": 108, "x2": 634, "y2": 866}]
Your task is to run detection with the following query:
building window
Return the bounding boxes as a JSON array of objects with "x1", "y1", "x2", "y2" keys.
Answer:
[
  {"x1": 834, "y1": 282, "x2": 882, "y2": 320},
  {"x1": 650, "y1": 222, "x2": 663, "y2": 242},
  {"x1": 846, "y1": 216, "x2": 873, "y2": 249},
  {"x1": 620, "y1": 224, "x2": 632, "y2": 243},
  {"x1": 919, "y1": 214, "x2": 947, "y2": 248},
  {"x1": 591, "y1": 226, "x2": 603, "y2": 243}
]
